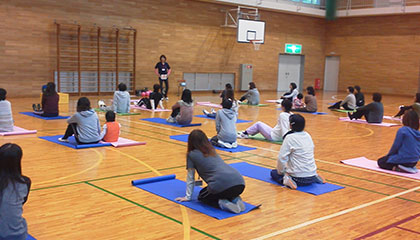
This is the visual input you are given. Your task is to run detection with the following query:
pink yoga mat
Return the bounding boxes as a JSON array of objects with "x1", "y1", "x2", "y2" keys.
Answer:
[
  {"x1": 341, "y1": 157, "x2": 420, "y2": 180},
  {"x1": 338, "y1": 117, "x2": 400, "y2": 127},
  {"x1": 0, "y1": 126, "x2": 37, "y2": 136},
  {"x1": 265, "y1": 100, "x2": 279, "y2": 103},
  {"x1": 196, "y1": 102, "x2": 222, "y2": 108},
  {"x1": 130, "y1": 105, "x2": 171, "y2": 112},
  {"x1": 103, "y1": 137, "x2": 146, "y2": 148},
  {"x1": 383, "y1": 116, "x2": 402, "y2": 121}
]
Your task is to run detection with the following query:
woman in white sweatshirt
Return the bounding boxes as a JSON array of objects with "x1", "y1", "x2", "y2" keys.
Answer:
[{"x1": 270, "y1": 114, "x2": 325, "y2": 189}]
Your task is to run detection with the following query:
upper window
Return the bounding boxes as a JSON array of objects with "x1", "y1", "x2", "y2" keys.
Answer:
[{"x1": 292, "y1": 0, "x2": 320, "y2": 5}]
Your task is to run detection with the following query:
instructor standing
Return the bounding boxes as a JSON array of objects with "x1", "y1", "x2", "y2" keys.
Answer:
[{"x1": 155, "y1": 55, "x2": 171, "y2": 100}]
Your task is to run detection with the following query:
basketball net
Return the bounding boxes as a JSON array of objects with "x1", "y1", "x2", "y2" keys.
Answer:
[{"x1": 250, "y1": 40, "x2": 262, "y2": 51}]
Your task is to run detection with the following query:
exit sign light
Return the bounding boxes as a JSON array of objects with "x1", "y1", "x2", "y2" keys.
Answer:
[{"x1": 285, "y1": 44, "x2": 302, "y2": 54}]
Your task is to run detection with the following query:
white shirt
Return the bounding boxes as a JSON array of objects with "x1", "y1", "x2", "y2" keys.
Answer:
[
  {"x1": 277, "y1": 131, "x2": 317, "y2": 178},
  {"x1": 271, "y1": 112, "x2": 291, "y2": 141}
]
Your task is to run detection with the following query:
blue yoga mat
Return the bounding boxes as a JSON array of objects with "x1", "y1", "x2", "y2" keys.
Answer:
[
  {"x1": 276, "y1": 109, "x2": 327, "y2": 115},
  {"x1": 20, "y1": 112, "x2": 69, "y2": 120},
  {"x1": 230, "y1": 162, "x2": 344, "y2": 195},
  {"x1": 170, "y1": 134, "x2": 256, "y2": 153},
  {"x1": 39, "y1": 135, "x2": 112, "y2": 149},
  {"x1": 26, "y1": 234, "x2": 36, "y2": 240},
  {"x1": 194, "y1": 115, "x2": 252, "y2": 123},
  {"x1": 132, "y1": 175, "x2": 260, "y2": 220},
  {"x1": 141, "y1": 118, "x2": 202, "y2": 127}
]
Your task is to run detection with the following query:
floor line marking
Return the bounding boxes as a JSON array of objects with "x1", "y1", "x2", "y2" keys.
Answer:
[{"x1": 252, "y1": 185, "x2": 420, "y2": 240}]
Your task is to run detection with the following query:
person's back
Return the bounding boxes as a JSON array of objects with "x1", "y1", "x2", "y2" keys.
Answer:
[
  {"x1": 280, "y1": 131, "x2": 317, "y2": 178},
  {"x1": 356, "y1": 92, "x2": 365, "y2": 107},
  {"x1": 103, "y1": 121, "x2": 120, "y2": 142},
  {"x1": 42, "y1": 93, "x2": 59, "y2": 115},
  {"x1": 176, "y1": 100, "x2": 193, "y2": 125},
  {"x1": 187, "y1": 149, "x2": 244, "y2": 193},
  {"x1": 113, "y1": 90, "x2": 130, "y2": 113},
  {"x1": 216, "y1": 108, "x2": 237, "y2": 144},
  {"x1": 69, "y1": 110, "x2": 101, "y2": 143},
  {"x1": 0, "y1": 180, "x2": 30, "y2": 240},
  {"x1": 343, "y1": 93, "x2": 356, "y2": 109},
  {"x1": 305, "y1": 95, "x2": 317, "y2": 112},
  {"x1": 0, "y1": 99, "x2": 14, "y2": 132},
  {"x1": 149, "y1": 91, "x2": 163, "y2": 109},
  {"x1": 387, "y1": 126, "x2": 420, "y2": 165},
  {"x1": 367, "y1": 102, "x2": 384, "y2": 123},
  {"x1": 247, "y1": 88, "x2": 260, "y2": 105}
]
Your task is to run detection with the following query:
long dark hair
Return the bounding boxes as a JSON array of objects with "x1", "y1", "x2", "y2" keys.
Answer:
[
  {"x1": 290, "y1": 83, "x2": 297, "y2": 90},
  {"x1": 44, "y1": 82, "x2": 57, "y2": 97},
  {"x1": 187, "y1": 129, "x2": 216, "y2": 157},
  {"x1": 0, "y1": 143, "x2": 26, "y2": 197},
  {"x1": 225, "y1": 89, "x2": 235, "y2": 101},
  {"x1": 77, "y1": 97, "x2": 91, "y2": 112},
  {"x1": 181, "y1": 89, "x2": 193, "y2": 104},
  {"x1": 249, "y1": 82, "x2": 256, "y2": 89},
  {"x1": 306, "y1": 86, "x2": 315, "y2": 96},
  {"x1": 402, "y1": 110, "x2": 419, "y2": 130}
]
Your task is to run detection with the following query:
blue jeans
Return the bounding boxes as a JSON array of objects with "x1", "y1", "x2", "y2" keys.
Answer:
[{"x1": 270, "y1": 169, "x2": 319, "y2": 186}]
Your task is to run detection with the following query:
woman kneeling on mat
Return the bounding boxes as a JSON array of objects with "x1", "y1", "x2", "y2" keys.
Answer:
[
  {"x1": 239, "y1": 82, "x2": 260, "y2": 105},
  {"x1": 377, "y1": 110, "x2": 420, "y2": 173},
  {"x1": 176, "y1": 129, "x2": 246, "y2": 213},
  {"x1": 210, "y1": 99, "x2": 238, "y2": 149},
  {"x1": 328, "y1": 86, "x2": 356, "y2": 111},
  {"x1": 394, "y1": 93, "x2": 420, "y2": 118},
  {"x1": 292, "y1": 86, "x2": 317, "y2": 113},
  {"x1": 348, "y1": 93, "x2": 383, "y2": 123},
  {"x1": 237, "y1": 99, "x2": 292, "y2": 141},
  {"x1": 270, "y1": 114, "x2": 325, "y2": 189},
  {"x1": 167, "y1": 89, "x2": 194, "y2": 125},
  {"x1": 32, "y1": 82, "x2": 59, "y2": 117},
  {"x1": 59, "y1": 97, "x2": 101, "y2": 144}
]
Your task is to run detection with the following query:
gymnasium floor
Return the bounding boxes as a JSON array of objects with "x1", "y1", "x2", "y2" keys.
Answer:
[{"x1": 9, "y1": 91, "x2": 420, "y2": 239}]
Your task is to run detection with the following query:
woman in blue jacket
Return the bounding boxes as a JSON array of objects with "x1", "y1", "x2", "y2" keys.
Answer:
[{"x1": 377, "y1": 110, "x2": 420, "y2": 173}]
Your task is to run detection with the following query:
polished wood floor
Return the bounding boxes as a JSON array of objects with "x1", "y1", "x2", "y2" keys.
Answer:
[{"x1": 6, "y1": 91, "x2": 420, "y2": 240}]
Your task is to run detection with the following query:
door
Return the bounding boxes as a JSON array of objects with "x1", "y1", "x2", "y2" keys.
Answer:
[
  {"x1": 324, "y1": 56, "x2": 340, "y2": 92},
  {"x1": 277, "y1": 55, "x2": 304, "y2": 92}
]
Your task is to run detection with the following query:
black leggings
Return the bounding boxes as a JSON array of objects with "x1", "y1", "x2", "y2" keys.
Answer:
[
  {"x1": 137, "y1": 98, "x2": 152, "y2": 109},
  {"x1": 395, "y1": 105, "x2": 412, "y2": 117},
  {"x1": 377, "y1": 156, "x2": 417, "y2": 170},
  {"x1": 292, "y1": 107, "x2": 315, "y2": 113},
  {"x1": 62, "y1": 123, "x2": 99, "y2": 145},
  {"x1": 159, "y1": 79, "x2": 169, "y2": 98},
  {"x1": 171, "y1": 107, "x2": 180, "y2": 118},
  {"x1": 198, "y1": 185, "x2": 245, "y2": 208},
  {"x1": 329, "y1": 101, "x2": 352, "y2": 110}
]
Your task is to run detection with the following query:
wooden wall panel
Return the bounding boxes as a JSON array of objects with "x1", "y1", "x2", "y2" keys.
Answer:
[
  {"x1": 325, "y1": 15, "x2": 420, "y2": 96},
  {"x1": 0, "y1": 0, "x2": 325, "y2": 97}
]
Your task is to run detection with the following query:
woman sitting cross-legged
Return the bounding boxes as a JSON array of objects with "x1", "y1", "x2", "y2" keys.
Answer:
[
  {"x1": 377, "y1": 110, "x2": 420, "y2": 173},
  {"x1": 237, "y1": 99, "x2": 292, "y2": 142},
  {"x1": 210, "y1": 99, "x2": 238, "y2": 149},
  {"x1": 176, "y1": 129, "x2": 246, "y2": 213},
  {"x1": 348, "y1": 93, "x2": 384, "y2": 123},
  {"x1": 58, "y1": 97, "x2": 101, "y2": 144},
  {"x1": 292, "y1": 86, "x2": 318, "y2": 113},
  {"x1": 270, "y1": 114, "x2": 325, "y2": 189}
]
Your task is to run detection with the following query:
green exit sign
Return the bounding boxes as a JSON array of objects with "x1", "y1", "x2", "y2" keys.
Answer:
[{"x1": 285, "y1": 44, "x2": 302, "y2": 54}]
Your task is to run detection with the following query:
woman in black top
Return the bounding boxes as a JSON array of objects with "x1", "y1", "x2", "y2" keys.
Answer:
[
  {"x1": 155, "y1": 55, "x2": 171, "y2": 100},
  {"x1": 354, "y1": 85, "x2": 365, "y2": 107}
]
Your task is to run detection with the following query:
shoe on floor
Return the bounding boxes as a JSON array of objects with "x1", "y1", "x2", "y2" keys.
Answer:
[
  {"x1": 211, "y1": 108, "x2": 216, "y2": 114},
  {"x1": 165, "y1": 97, "x2": 169, "y2": 101},
  {"x1": 315, "y1": 174, "x2": 326, "y2": 184},
  {"x1": 231, "y1": 142, "x2": 238, "y2": 148},
  {"x1": 98, "y1": 100, "x2": 106, "y2": 108},
  {"x1": 283, "y1": 175, "x2": 297, "y2": 189},
  {"x1": 232, "y1": 196, "x2": 245, "y2": 212},
  {"x1": 218, "y1": 199, "x2": 241, "y2": 214},
  {"x1": 217, "y1": 140, "x2": 232, "y2": 149},
  {"x1": 32, "y1": 104, "x2": 37, "y2": 112},
  {"x1": 166, "y1": 116, "x2": 176, "y2": 123},
  {"x1": 36, "y1": 104, "x2": 41, "y2": 111},
  {"x1": 58, "y1": 137, "x2": 69, "y2": 143},
  {"x1": 237, "y1": 131, "x2": 249, "y2": 139},
  {"x1": 203, "y1": 109, "x2": 210, "y2": 115}
]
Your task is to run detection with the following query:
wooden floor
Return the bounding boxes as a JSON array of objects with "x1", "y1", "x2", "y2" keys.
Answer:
[{"x1": 7, "y1": 91, "x2": 420, "y2": 240}]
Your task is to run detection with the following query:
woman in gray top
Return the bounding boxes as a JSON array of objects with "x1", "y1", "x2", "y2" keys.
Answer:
[
  {"x1": 348, "y1": 93, "x2": 384, "y2": 123},
  {"x1": 0, "y1": 143, "x2": 31, "y2": 240},
  {"x1": 210, "y1": 99, "x2": 238, "y2": 149},
  {"x1": 176, "y1": 129, "x2": 246, "y2": 213},
  {"x1": 292, "y1": 86, "x2": 318, "y2": 113},
  {"x1": 328, "y1": 86, "x2": 356, "y2": 110},
  {"x1": 239, "y1": 82, "x2": 260, "y2": 105}
]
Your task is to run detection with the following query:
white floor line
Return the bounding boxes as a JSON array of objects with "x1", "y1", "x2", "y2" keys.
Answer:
[{"x1": 252, "y1": 185, "x2": 420, "y2": 240}]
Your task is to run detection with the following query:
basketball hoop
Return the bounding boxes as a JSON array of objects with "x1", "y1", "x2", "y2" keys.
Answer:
[{"x1": 250, "y1": 40, "x2": 262, "y2": 51}]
